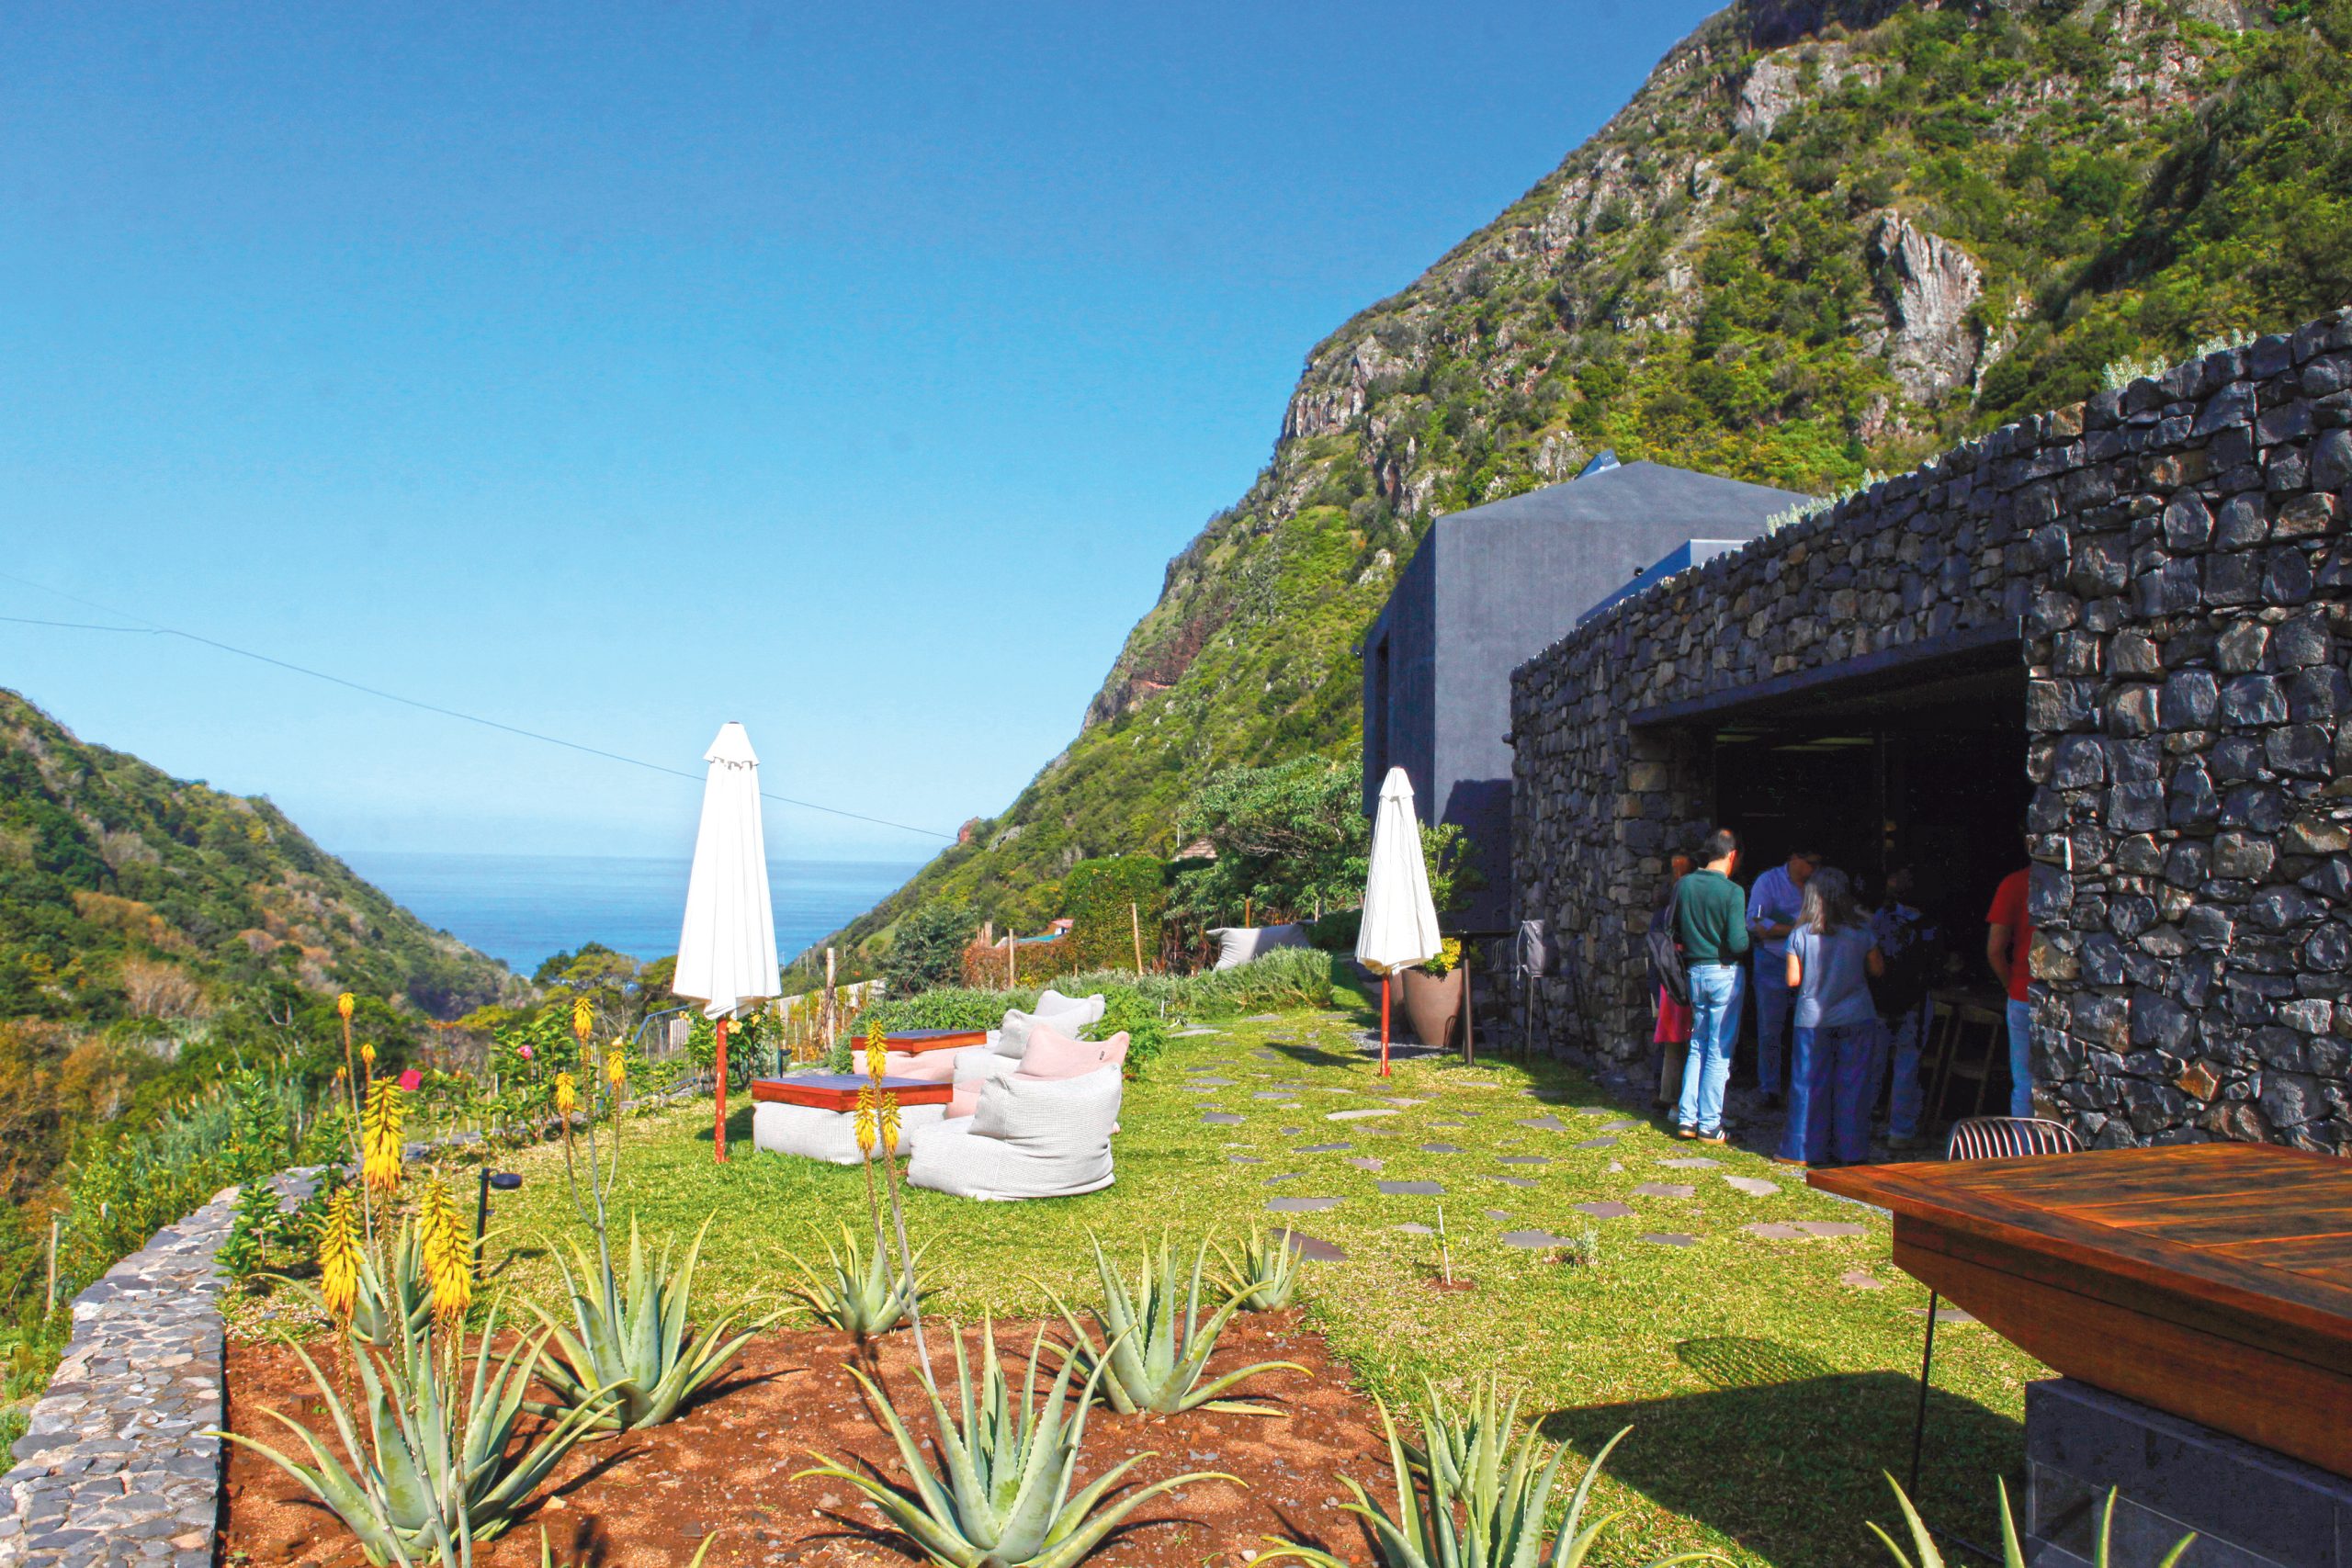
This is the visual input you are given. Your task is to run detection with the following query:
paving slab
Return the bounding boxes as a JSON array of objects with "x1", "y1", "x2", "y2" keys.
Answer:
[
  {"x1": 1298, "y1": 1143, "x2": 1351, "y2": 1154},
  {"x1": 1630, "y1": 1182, "x2": 1695, "y2": 1199},
  {"x1": 1840, "y1": 1270, "x2": 1886, "y2": 1290},
  {"x1": 1396, "y1": 1223, "x2": 1436, "y2": 1235},
  {"x1": 1345, "y1": 1158, "x2": 1385, "y2": 1172},
  {"x1": 1742, "y1": 1222, "x2": 1809, "y2": 1239},
  {"x1": 1379, "y1": 1180, "x2": 1443, "y2": 1196},
  {"x1": 1573, "y1": 1105, "x2": 1614, "y2": 1115},
  {"x1": 1572, "y1": 1201, "x2": 1636, "y2": 1219},
  {"x1": 1279, "y1": 1230, "x2": 1347, "y2": 1262},
  {"x1": 1419, "y1": 1142, "x2": 1464, "y2": 1154},
  {"x1": 1790, "y1": 1220, "x2": 1868, "y2": 1238},
  {"x1": 1501, "y1": 1229, "x2": 1572, "y2": 1248},
  {"x1": 1171, "y1": 1028, "x2": 1222, "y2": 1037},
  {"x1": 1329, "y1": 1109, "x2": 1399, "y2": 1121},
  {"x1": 1202, "y1": 1112, "x2": 1245, "y2": 1126},
  {"x1": 1266, "y1": 1196, "x2": 1343, "y2": 1213},
  {"x1": 1264, "y1": 1173, "x2": 1303, "y2": 1185},
  {"x1": 1180, "y1": 1084, "x2": 1222, "y2": 1094},
  {"x1": 1657, "y1": 1156, "x2": 1722, "y2": 1169},
  {"x1": 1723, "y1": 1176, "x2": 1780, "y2": 1196},
  {"x1": 1574, "y1": 1136, "x2": 1619, "y2": 1150},
  {"x1": 1227, "y1": 1155, "x2": 1264, "y2": 1165},
  {"x1": 1639, "y1": 1232, "x2": 1698, "y2": 1247},
  {"x1": 1484, "y1": 1209, "x2": 1511, "y2": 1221},
  {"x1": 1601, "y1": 1119, "x2": 1641, "y2": 1132},
  {"x1": 1279, "y1": 1126, "x2": 1303, "y2": 1135},
  {"x1": 1498, "y1": 1156, "x2": 1550, "y2": 1166},
  {"x1": 1516, "y1": 1116, "x2": 1570, "y2": 1131},
  {"x1": 1907, "y1": 1303, "x2": 1977, "y2": 1323}
]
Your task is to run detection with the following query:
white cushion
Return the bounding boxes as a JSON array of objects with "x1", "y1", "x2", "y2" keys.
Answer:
[
  {"x1": 1207, "y1": 923, "x2": 1311, "y2": 970},
  {"x1": 907, "y1": 1066, "x2": 1120, "y2": 1201},
  {"x1": 752, "y1": 1101, "x2": 946, "y2": 1166},
  {"x1": 955, "y1": 1050, "x2": 1021, "y2": 1087},
  {"x1": 993, "y1": 990, "x2": 1106, "y2": 1058}
]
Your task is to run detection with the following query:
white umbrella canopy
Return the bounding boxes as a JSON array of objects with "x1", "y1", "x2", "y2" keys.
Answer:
[
  {"x1": 673, "y1": 721, "x2": 780, "y2": 1163},
  {"x1": 674, "y1": 721, "x2": 782, "y2": 1020},
  {"x1": 1357, "y1": 766, "x2": 1442, "y2": 975},
  {"x1": 1356, "y1": 766, "x2": 1442, "y2": 1077}
]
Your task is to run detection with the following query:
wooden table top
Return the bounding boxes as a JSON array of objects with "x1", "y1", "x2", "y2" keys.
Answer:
[
  {"x1": 751, "y1": 1075, "x2": 956, "y2": 1111},
  {"x1": 881, "y1": 1028, "x2": 990, "y2": 1053},
  {"x1": 1812, "y1": 1144, "x2": 2352, "y2": 1359}
]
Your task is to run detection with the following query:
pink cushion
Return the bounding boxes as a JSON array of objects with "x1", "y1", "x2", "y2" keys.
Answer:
[
  {"x1": 886, "y1": 1050, "x2": 960, "y2": 1084},
  {"x1": 1014, "y1": 1025, "x2": 1129, "y2": 1080},
  {"x1": 947, "y1": 1084, "x2": 981, "y2": 1119}
]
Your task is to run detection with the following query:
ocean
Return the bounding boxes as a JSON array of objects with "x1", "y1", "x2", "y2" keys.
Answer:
[{"x1": 343, "y1": 852, "x2": 920, "y2": 976}]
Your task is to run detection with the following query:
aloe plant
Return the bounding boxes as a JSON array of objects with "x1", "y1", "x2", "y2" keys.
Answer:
[
  {"x1": 528, "y1": 1213, "x2": 771, "y2": 1430},
  {"x1": 1871, "y1": 1475, "x2": 2193, "y2": 1568},
  {"x1": 213, "y1": 1309, "x2": 616, "y2": 1567},
  {"x1": 1213, "y1": 1226, "x2": 1303, "y2": 1312},
  {"x1": 1261, "y1": 1387, "x2": 1722, "y2": 1568},
  {"x1": 286, "y1": 1217, "x2": 434, "y2": 1351},
  {"x1": 1049, "y1": 1234, "x2": 1304, "y2": 1415},
  {"x1": 785, "y1": 1224, "x2": 927, "y2": 1337},
  {"x1": 797, "y1": 1320, "x2": 1239, "y2": 1568}
]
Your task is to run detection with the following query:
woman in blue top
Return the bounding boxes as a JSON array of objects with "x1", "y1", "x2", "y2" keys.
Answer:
[{"x1": 1777, "y1": 866, "x2": 1884, "y2": 1168}]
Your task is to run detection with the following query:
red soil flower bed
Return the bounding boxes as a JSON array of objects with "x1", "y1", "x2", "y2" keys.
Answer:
[{"x1": 220, "y1": 1313, "x2": 1391, "y2": 1568}]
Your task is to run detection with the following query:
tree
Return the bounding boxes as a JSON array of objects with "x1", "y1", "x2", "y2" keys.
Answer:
[{"x1": 882, "y1": 902, "x2": 976, "y2": 994}]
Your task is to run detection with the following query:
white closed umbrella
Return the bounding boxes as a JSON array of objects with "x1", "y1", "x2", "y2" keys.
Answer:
[
  {"x1": 673, "y1": 721, "x2": 781, "y2": 1163},
  {"x1": 1356, "y1": 765, "x2": 1442, "y2": 1077}
]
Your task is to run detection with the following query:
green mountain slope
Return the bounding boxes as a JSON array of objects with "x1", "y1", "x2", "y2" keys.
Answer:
[
  {"x1": 0, "y1": 689, "x2": 515, "y2": 1025},
  {"x1": 826, "y1": 0, "x2": 2352, "y2": 960}
]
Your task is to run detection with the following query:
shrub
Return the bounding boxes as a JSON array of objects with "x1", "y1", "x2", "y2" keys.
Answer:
[
  {"x1": 959, "y1": 933, "x2": 1083, "y2": 990},
  {"x1": 1061, "y1": 856, "x2": 1168, "y2": 972},
  {"x1": 882, "y1": 902, "x2": 977, "y2": 994},
  {"x1": 857, "y1": 979, "x2": 1170, "y2": 1077}
]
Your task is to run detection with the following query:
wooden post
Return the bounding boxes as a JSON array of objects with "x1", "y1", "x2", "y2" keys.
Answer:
[
  {"x1": 1129, "y1": 902, "x2": 1145, "y2": 973},
  {"x1": 1244, "y1": 897, "x2": 1252, "y2": 928},
  {"x1": 45, "y1": 1217, "x2": 58, "y2": 1316},
  {"x1": 1008, "y1": 933, "x2": 1018, "y2": 987},
  {"x1": 823, "y1": 948, "x2": 837, "y2": 1045},
  {"x1": 713, "y1": 1016, "x2": 730, "y2": 1163}
]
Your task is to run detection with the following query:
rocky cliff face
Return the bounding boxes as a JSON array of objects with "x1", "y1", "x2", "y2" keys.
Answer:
[{"x1": 826, "y1": 0, "x2": 2352, "y2": 954}]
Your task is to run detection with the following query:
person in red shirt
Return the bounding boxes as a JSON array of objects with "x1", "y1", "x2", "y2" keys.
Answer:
[{"x1": 1985, "y1": 867, "x2": 2034, "y2": 1118}]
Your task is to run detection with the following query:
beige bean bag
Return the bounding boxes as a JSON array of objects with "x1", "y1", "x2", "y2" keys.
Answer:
[{"x1": 905, "y1": 1065, "x2": 1121, "y2": 1201}]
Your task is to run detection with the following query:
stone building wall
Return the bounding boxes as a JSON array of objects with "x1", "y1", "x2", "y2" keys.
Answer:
[{"x1": 1509, "y1": 308, "x2": 2352, "y2": 1152}]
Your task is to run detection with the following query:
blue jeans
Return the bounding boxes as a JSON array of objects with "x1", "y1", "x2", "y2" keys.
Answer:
[
  {"x1": 1678, "y1": 964, "x2": 1744, "y2": 1136},
  {"x1": 1752, "y1": 953, "x2": 1793, "y2": 1095},
  {"x1": 1883, "y1": 1000, "x2": 1928, "y2": 1139},
  {"x1": 1783, "y1": 1021, "x2": 1883, "y2": 1164},
  {"x1": 2006, "y1": 998, "x2": 2033, "y2": 1118}
]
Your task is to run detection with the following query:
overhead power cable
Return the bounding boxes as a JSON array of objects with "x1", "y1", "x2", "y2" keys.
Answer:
[{"x1": 0, "y1": 579, "x2": 953, "y2": 840}]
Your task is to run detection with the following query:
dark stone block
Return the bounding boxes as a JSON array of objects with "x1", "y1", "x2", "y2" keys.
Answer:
[
  {"x1": 2160, "y1": 491, "x2": 2212, "y2": 551},
  {"x1": 2167, "y1": 760, "x2": 2220, "y2": 827},
  {"x1": 2160, "y1": 671, "x2": 2218, "y2": 729},
  {"x1": 2108, "y1": 782, "x2": 2165, "y2": 832},
  {"x1": 2206, "y1": 549, "x2": 2263, "y2": 604},
  {"x1": 2221, "y1": 675, "x2": 2290, "y2": 727},
  {"x1": 2265, "y1": 546, "x2": 2315, "y2": 604},
  {"x1": 2215, "y1": 492, "x2": 2270, "y2": 550}
]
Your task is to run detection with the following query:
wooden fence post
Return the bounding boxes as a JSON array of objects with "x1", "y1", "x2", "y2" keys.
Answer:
[
  {"x1": 46, "y1": 1217, "x2": 58, "y2": 1316},
  {"x1": 1130, "y1": 902, "x2": 1145, "y2": 973}
]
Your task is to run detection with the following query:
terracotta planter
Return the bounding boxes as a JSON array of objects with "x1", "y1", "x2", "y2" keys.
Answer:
[{"x1": 1400, "y1": 965, "x2": 1464, "y2": 1049}]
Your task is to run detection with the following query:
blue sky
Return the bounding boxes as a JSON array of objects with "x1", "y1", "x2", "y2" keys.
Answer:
[{"x1": 2, "y1": 0, "x2": 1719, "y2": 863}]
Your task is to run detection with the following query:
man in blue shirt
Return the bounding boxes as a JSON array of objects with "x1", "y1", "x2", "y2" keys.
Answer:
[{"x1": 1746, "y1": 847, "x2": 1819, "y2": 1109}]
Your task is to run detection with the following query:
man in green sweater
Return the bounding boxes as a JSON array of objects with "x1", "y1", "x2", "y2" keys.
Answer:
[{"x1": 1673, "y1": 828, "x2": 1751, "y2": 1142}]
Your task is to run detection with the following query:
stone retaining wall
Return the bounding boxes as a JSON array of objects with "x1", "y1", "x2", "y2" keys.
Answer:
[{"x1": 1510, "y1": 309, "x2": 2352, "y2": 1151}]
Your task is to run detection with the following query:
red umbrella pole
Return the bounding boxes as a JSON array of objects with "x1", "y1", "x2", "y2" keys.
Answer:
[
  {"x1": 714, "y1": 1015, "x2": 729, "y2": 1163},
  {"x1": 1380, "y1": 973, "x2": 1391, "y2": 1077}
]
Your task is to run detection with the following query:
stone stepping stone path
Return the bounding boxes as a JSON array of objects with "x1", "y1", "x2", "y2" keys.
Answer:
[
  {"x1": 1379, "y1": 1180, "x2": 1443, "y2": 1196},
  {"x1": 1723, "y1": 1176, "x2": 1780, "y2": 1197},
  {"x1": 1346, "y1": 1157, "x2": 1385, "y2": 1172},
  {"x1": 1280, "y1": 1229, "x2": 1346, "y2": 1261},
  {"x1": 1631, "y1": 1182, "x2": 1695, "y2": 1199},
  {"x1": 1171, "y1": 1028, "x2": 1222, "y2": 1037},
  {"x1": 1181, "y1": 1084, "x2": 1223, "y2": 1094},
  {"x1": 1742, "y1": 1219, "x2": 1867, "y2": 1240},
  {"x1": 1792, "y1": 1220, "x2": 1868, "y2": 1237},
  {"x1": 1908, "y1": 1303, "x2": 1977, "y2": 1324},
  {"x1": 1298, "y1": 1142, "x2": 1351, "y2": 1154},
  {"x1": 1485, "y1": 1209, "x2": 1511, "y2": 1221},
  {"x1": 1267, "y1": 1196, "x2": 1342, "y2": 1213},
  {"x1": 1385, "y1": 1097, "x2": 1430, "y2": 1107},
  {"x1": 1516, "y1": 1116, "x2": 1570, "y2": 1131},
  {"x1": 1501, "y1": 1229, "x2": 1575, "y2": 1248},
  {"x1": 1202, "y1": 1112, "x2": 1244, "y2": 1125},
  {"x1": 1498, "y1": 1155, "x2": 1550, "y2": 1166},
  {"x1": 1601, "y1": 1119, "x2": 1641, "y2": 1132},
  {"x1": 1744, "y1": 1222, "x2": 1808, "y2": 1239},
  {"x1": 1329, "y1": 1108, "x2": 1399, "y2": 1121},
  {"x1": 1484, "y1": 1175, "x2": 1539, "y2": 1189},
  {"x1": 1573, "y1": 1201, "x2": 1635, "y2": 1219},
  {"x1": 1280, "y1": 1126, "x2": 1303, "y2": 1135},
  {"x1": 1574, "y1": 1136, "x2": 1619, "y2": 1150},
  {"x1": 1639, "y1": 1233, "x2": 1698, "y2": 1247},
  {"x1": 1840, "y1": 1270, "x2": 1886, "y2": 1290},
  {"x1": 1658, "y1": 1156, "x2": 1721, "y2": 1169},
  {"x1": 1228, "y1": 1155, "x2": 1264, "y2": 1165},
  {"x1": 1396, "y1": 1222, "x2": 1435, "y2": 1235},
  {"x1": 1265, "y1": 1173, "x2": 1304, "y2": 1185},
  {"x1": 1246, "y1": 1014, "x2": 1283, "y2": 1022},
  {"x1": 1419, "y1": 1142, "x2": 1464, "y2": 1154},
  {"x1": 1573, "y1": 1106, "x2": 1614, "y2": 1116}
]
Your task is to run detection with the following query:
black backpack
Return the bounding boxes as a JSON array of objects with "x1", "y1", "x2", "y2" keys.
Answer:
[{"x1": 1645, "y1": 881, "x2": 1690, "y2": 1007}]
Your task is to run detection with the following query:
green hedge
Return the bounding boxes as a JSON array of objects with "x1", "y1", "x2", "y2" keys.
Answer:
[{"x1": 1061, "y1": 855, "x2": 1168, "y2": 972}]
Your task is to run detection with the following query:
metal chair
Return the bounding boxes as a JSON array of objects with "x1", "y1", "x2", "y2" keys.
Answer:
[
  {"x1": 1906, "y1": 1116, "x2": 2082, "y2": 1500},
  {"x1": 1927, "y1": 1000, "x2": 2008, "y2": 1124}
]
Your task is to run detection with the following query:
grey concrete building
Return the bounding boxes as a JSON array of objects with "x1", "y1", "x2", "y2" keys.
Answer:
[
  {"x1": 1363, "y1": 459, "x2": 1811, "y2": 931},
  {"x1": 1510, "y1": 310, "x2": 2352, "y2": 1154}
]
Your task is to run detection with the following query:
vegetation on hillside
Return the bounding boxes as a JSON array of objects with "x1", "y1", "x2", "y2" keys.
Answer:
[{"x1": 820, "y1": 0, "x2": 2352, "y2": 962}]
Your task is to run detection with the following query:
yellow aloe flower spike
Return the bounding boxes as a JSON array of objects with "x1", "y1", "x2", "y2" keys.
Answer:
[
  {"x1": 605, "y1": 1048, "x2": 627, "y2": 1090},
  {"x1": 863, "y1": 1018, "x2": 887, "y2": 1085},
  {"x1": 879, "y1": 1089, "x2": 902, "y2": 1156},
  {"x1": 854, "y1": 1083, "x2": 877, "y2": 1157},
  {"x1": 415, "y1": 1181, "x2": 471, "y2": 1324},
  {"x1": 316, "y1": 1188, "x2": 360, "y2": 1320},
  {"x1": 359, "y1": 1042, "x2": 377, "y2": 1073},
  {"x1": 571, "y1": 997, "x2": 593, "y2": 1043},
  {"x1": 553, "y1": 1072, "x2": 578, "y2": 1117},
  {"x1": 360, "y1": 1080, "x2": 405, "y2": 1195},
  {"x1": 335, "y1": 992, "x2": 355, "y2": 1021}
]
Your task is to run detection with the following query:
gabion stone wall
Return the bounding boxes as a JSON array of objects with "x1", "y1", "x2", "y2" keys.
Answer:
[{"x1": 1510, "y1": 309, "x2": 2352, "y2": 1153}]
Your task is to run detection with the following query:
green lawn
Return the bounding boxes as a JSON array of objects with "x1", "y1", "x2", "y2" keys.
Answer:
[{"x1": 435, "y1": 996, "x2": 2042, "y2": 1568}]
